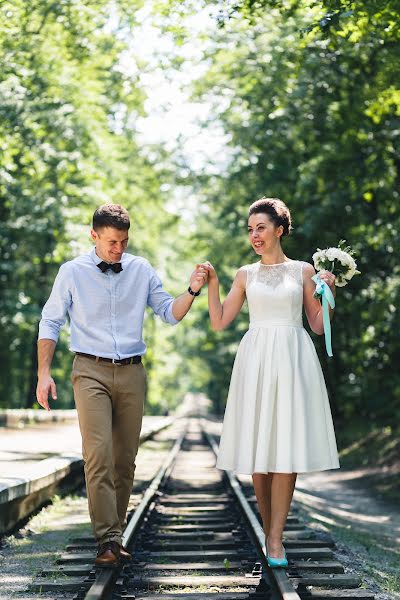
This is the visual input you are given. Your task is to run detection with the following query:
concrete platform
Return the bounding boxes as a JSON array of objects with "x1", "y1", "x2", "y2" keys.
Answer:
[
  {"x1": 0, "y1": 408, "x2": 77, "y2": 428},
  {"x1": 0, "y1": 415, "x2": 173, "y2": 534}
]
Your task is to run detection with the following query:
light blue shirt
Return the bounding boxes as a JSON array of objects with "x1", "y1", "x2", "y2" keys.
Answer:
[{"x1": 38, "y1": 247, "x2": 179, "y2": 358}]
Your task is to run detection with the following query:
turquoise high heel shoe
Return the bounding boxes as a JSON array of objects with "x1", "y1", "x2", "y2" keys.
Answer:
[{"x1": 266, "y1": 539, "x2": 288, "y2": 568}]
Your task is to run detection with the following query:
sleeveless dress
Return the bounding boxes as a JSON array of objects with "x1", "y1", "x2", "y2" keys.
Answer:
[{"x1": 216, "y1": 260, "x2": 340, "y2": 475}]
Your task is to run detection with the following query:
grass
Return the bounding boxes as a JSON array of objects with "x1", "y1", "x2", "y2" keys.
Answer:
[
  {"x1": 0, "y1": 494, "x2": 92, "y2": 599},
  {"x1": 303, "y1": 512, "x2": 400, "y2": 598}
]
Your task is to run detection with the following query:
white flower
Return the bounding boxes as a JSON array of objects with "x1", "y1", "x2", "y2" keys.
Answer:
[
  {"x1": 326, "y1": 247, "x2": 341, "y2": 261},
  {"x1": 337, "y1": 250, "x2": 354, "y2": 268},
  {"x1": 312, "y1": 250, "x2": 329, "y2": 271},
  {"x1": 344, "y1": 265, "x2": 356, "y2": 280},
  {"x1": 312, "y1": 242, "x2": 360, "y2": 288},
  {"x1": 335, "y1": 277, "x2": 348, "y2": 287},
  {"x1": 312, "y1": 250, "x2": 323, "y2": 263}
]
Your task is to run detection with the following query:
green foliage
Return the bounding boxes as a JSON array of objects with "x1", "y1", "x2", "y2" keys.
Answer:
[
  {"x1": 1, "y1": 0, "x2": 399, "y2": 431},
  {"x1": 163, "y1": 1, "x2": 400, "y2": 421},
  {"x1": 0, "y1": 0, "x2": 178, "y2": 408}
]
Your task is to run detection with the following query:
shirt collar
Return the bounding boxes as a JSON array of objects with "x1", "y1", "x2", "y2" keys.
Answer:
[
  {"x1": 90, "y1": 246, "x2": 102, "y2": 267},
  {"x1": 89, "y1": 246, "x2": 126, "y2": 267}
]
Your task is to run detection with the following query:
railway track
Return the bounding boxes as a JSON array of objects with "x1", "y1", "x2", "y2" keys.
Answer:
[
  {"x1": 0, "y1": 416, "x2": 174, "y2": 537},
  {"x1": 32, "y1": 418, "x2": 375, "y2": 600}
]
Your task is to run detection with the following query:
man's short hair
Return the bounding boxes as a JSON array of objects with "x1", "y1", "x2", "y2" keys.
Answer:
[{"x1": 92, "y1": 204, "x2": 130, "y2": 231}]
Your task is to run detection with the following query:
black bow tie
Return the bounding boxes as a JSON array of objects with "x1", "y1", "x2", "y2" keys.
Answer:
[{"x1": 97, "y1": 261, "x2": 123, "y2": 274}]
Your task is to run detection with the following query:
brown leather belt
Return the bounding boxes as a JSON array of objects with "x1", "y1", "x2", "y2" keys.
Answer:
[{"x1": 75, "y1": 352, "x2": 141, "y2": 365}]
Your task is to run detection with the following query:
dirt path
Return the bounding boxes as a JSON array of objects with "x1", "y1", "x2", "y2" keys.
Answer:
[
  {"x1": 296, "y1": 468, "x2": 399, "y2": 546},
  {"x1": 294, "y1": 469, "x2": 400, "y2": 600}
]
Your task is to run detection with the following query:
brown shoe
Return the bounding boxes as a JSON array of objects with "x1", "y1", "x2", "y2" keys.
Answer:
[
  {"x1": 95, "y1": 541, "x2": 120, "y2": 568},
  {"x1": 120, "y1": 545, "x2": 133, "y2": 561}
]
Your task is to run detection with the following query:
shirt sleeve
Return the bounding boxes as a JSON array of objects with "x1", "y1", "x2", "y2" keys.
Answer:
[
  {"x1": 38, "y1": 263, "x2": 72, "y2": 342},
  {"x1": 147, "y1": 267, "x2": 179, "y2": 326}
]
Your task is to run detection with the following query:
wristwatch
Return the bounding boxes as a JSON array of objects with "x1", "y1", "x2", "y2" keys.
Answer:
[{"x1": 188, "y1": 286, "x2": 200, "y2": 297}]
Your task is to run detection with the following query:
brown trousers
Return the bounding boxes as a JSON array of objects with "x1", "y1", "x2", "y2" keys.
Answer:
[{"x1": 72, "y1": 355, "x2": 145, "y2": 545}]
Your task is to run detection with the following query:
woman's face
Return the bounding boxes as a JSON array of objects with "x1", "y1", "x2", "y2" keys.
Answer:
[{"x1": 247, "y1": 213, "x2": 282, "y2": 255}]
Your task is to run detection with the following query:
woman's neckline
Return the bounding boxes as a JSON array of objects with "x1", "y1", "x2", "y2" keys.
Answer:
[{"x1": 258, "y1": 259, "x2": 295, "y2": 266}]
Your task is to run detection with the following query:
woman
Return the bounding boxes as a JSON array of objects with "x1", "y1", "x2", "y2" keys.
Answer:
[{"x1": 204, "y1": 197, "x2": 339, "y2": 568}]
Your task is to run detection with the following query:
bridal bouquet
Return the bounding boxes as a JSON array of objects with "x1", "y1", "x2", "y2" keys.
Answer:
[
  {"x1": 312, "y1": 240, "x2": 360, "y2": 295},
  {"x1": 311, "y1": 241, "x2": 360, "y2": 357}
]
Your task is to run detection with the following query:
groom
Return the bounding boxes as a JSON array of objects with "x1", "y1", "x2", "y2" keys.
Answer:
[{"x1": 36, "y1": 204, "x2": 207, "y2": 567}]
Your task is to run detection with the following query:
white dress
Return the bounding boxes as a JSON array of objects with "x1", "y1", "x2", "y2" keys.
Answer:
[{"x1": 216, "y1": 260, "x2": 340, "y2": 475}]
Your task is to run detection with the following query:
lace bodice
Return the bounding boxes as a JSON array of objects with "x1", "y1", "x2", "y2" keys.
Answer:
[{"x1": 246, "y1": 261, "x2": 304, "y2": 326}]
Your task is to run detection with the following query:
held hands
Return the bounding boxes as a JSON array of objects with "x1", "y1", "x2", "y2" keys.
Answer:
[
  {"x1": 189, "y1": 263, "x2": 209, "y2": 294},
  {"x1": 36, "y1": 375, "x2": 57, "y2": 411},
  {"x1": 201, "y1": 261, "x2": 218, "y2": 283},
  {"x1": 187, "y1": 260, "x2": 218, "y2": 295}
]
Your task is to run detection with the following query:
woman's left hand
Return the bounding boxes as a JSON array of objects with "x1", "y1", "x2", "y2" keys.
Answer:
[{"x1": 319, "y1": 270, "x2": 336, "y2": 296}]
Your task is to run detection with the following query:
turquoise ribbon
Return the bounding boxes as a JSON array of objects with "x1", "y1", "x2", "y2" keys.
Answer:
[{"x1": 312, "y1": 273, "x2": 335, "y2": 357}]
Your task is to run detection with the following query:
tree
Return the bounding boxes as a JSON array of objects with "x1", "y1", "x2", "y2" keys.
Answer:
[
  {"x1": 0, "y1": 0, "x2": 180, "y2": 409},
  {"x1": 161, "y1": 1, "x2": 400, "y2": 420}
]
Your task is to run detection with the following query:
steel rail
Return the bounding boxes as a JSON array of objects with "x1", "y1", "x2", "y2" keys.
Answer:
[
  {"x1": 83, "y1": 420, "x2": 188, "y2": 600},
  {"x1": 202, "y1": 422, "x2": 301, "y2": 600}
]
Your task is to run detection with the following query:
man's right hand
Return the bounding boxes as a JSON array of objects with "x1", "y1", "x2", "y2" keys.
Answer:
[
  {"x1": 36, "y1": 339, "x2": 57, "y2": 410},
  {"x1": 36, "y1": 376, "x2": 57, "y2": 411}
]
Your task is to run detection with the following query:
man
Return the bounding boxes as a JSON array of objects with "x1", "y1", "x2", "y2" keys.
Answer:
[{"x1": 36, "y1": 204, "x2": 207, "y2": 567}]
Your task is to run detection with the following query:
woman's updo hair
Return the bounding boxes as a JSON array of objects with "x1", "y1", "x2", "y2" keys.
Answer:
[{"x1": 248, "y1": 197, "x2": 292, "y2": 237}]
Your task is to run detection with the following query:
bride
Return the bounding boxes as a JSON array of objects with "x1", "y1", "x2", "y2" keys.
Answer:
[{"x1": 203, "y1": 197, "x2": 339, "y2": 568}]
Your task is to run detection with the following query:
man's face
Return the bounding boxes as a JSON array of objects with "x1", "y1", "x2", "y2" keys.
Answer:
[{"x1": 91, "y1": 227, "x2": 129, "y2": 263}]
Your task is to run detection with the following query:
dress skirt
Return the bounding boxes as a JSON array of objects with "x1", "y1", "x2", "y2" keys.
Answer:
[{"x1": 216, "y1": 323, "x2": 340, "y2": 475}]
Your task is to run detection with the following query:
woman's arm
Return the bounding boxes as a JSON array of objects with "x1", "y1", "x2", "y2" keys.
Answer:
[
  {"x1": 205, "y1": 263, "x2": 246, "y2": 331},
  {"x1": 303, "y1": 262, "x2": 336, "y2": 335}
]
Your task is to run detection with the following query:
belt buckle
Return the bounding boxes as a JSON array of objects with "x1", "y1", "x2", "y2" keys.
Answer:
[{"x1": 112, "y1": 358, "x2": 122, "y2": 365}]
